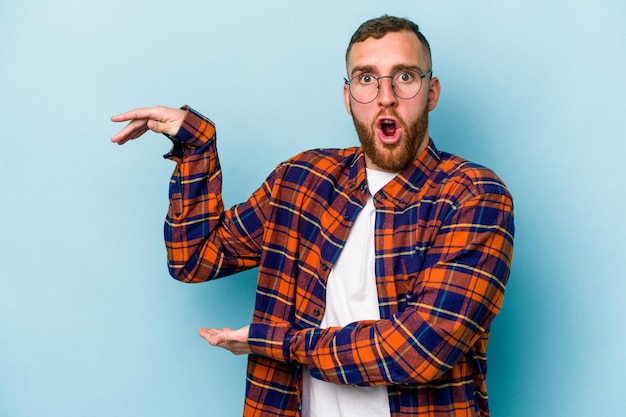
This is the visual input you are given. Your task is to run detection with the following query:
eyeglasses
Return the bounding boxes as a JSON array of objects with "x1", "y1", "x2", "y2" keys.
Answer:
[{"x1": 344, "y1": 69, "x2": 433, "y2": 104}]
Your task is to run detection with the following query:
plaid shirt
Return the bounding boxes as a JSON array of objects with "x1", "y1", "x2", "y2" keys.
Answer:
[{"x1": 164, "y1": 107, "x2": 514, "y2": 417}]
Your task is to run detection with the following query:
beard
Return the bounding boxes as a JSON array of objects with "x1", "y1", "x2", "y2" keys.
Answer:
[{"x1": 352, "y1": 105, "x2": 429, "y2": 172}]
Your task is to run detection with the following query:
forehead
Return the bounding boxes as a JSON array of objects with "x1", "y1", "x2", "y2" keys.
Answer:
[{"x1": 346, "y1": 30, "x2": 426, "y2": 75}]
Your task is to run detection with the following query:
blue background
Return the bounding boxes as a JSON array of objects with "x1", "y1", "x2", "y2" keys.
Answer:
[{"x1": 1, "y1": 1, "x2": 625, "y2": 416}]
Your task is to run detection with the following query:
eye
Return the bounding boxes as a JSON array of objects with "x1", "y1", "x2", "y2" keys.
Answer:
[
  {"x1": 358, "y1": 73, "x2": 376, "y2": 85},
  {"x1": 396, "y1": 70, "x2": 416, "y2": 83}
]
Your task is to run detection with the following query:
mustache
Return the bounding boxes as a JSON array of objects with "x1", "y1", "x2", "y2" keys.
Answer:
[
  {"x1": 374, "y1": 109, "x2": 400, "y2": 121},
  {"x1": 348, "y1": 102, "x2": 404, "y2": 129}
]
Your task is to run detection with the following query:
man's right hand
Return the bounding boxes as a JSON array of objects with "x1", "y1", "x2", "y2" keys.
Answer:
[{"x1": 110, "y1": 106, "x2": 187, "y2": 145}]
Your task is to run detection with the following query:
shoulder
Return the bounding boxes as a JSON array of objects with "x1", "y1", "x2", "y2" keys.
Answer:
[
  {"x1": 436, "y1": 152, "x2": 511, "y2": 197},
  {"x1": 270, "y1": 147, "x2": 361, "y2": 180},
  {"x1": 258, "y1": 147, "x2": 362, "y2": 191},
  {"x1": 282, "y1": 147, "x2": 360, "y2": 168},
  {"x1": 260, "y1": 147, "x2": 363, "y2": 205}
]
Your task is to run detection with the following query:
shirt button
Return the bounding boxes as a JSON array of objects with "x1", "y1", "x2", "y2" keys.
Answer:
[
  {"x1": 313, "y1": 309, "x2": 321, "y2": 316},
  {"x1": 321, "y1": 264, "x2": 328, "y2": 271}
]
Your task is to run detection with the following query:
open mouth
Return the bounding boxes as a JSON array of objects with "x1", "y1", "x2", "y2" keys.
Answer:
[{"x1": 377, "y1": 118, "x2": 401, "y2": 144}]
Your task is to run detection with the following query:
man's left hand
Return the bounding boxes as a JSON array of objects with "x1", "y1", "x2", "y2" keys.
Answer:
[{"x1": 198, "y1": 325, "x2": 252, "y2": 355}]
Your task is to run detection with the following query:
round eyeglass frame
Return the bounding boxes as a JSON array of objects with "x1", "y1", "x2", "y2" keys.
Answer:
[{"x1": 344, "y1": 69, "x2": 433, "y2": 104}]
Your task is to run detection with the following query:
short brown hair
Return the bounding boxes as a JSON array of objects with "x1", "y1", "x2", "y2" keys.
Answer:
[{"x1": 346, "y1": 15, "x2": 432, "y2": 70}]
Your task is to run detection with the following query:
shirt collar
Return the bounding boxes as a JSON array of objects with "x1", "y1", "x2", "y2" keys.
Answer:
[
  {"x1": 348, "y1": 149, "x2": 369, "y2": 195},
  {"x1": 365, "y1": 137, "x2": 442, "y2": 208}
]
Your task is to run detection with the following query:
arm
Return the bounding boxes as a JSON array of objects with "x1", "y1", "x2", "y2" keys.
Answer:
[
  {"x1": 111, "y1": 106, "x2": 270, "y2": 282},
  {"x1": 248, "y1": 190, "x2": 514, "y2": 385},
  {"x1": 167, "y1": 107, "x2": 281, "y2": 282}
]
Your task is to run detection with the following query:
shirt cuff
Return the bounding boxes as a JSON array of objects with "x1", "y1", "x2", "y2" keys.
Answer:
[
  {"x1": 248, "y1": 321, "x2": 298, "y2": 364},
  {"x1": 163, "y1": 105, "x2": 216, "y2": 160}
]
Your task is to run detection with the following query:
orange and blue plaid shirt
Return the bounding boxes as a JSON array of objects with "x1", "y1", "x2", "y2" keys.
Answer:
[{"x1": 164, "y1": 107, "x2": 514, "y2": 416}]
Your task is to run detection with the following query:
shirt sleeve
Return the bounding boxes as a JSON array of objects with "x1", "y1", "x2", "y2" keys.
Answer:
[
  {"x1": 163, "y1": 107, "x2": 269, "y2": 283},
  {"x1": 248, "y1": 189, "x2": 514, "y2": 386}
]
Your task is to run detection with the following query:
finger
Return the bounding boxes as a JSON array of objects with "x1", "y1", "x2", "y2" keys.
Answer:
[
  {"x1": 111, "y1": 106, "x2": 186, "y2": 144},
  {"x1": 110, "y1": 107, "x2": 164, "y2": 123},
  {"x1": 198, "y1": 328, "x2": 223, "y2": 345},
  {"x1": 111, "y1": 119, "x2": 149, "y2": 144},
  {"x1": 146, "y1": 119, "x2": 169, "y2": 135}
]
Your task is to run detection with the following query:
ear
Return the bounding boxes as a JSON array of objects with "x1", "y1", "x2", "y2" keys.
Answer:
[
  {"x1": 427, "y1": 76, "x2": 441, "y2": 112},
  {"x1": 343, "y1": 83, "x2": 352, "y2": 115}
]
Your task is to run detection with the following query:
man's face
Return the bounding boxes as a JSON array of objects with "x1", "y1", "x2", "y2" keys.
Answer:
[{"x1": 344, "y1": 30, "x2": 440, "y2": 172}]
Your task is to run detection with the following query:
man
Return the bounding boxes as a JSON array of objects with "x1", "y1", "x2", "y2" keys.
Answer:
[{"x1": 111, "y1": 15, "x2": 514, "y2": 417}]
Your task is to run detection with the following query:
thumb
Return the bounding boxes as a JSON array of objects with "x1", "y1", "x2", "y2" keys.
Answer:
[
  {"x1": 198, "y1": 328, "x2": 220, "y2": 345},
  {"x1": 146, "y1": 119, "x2": 166, "y2": 134},
  {"x1": 217, "y1": 328, "x2": 235, "y2": 342}
]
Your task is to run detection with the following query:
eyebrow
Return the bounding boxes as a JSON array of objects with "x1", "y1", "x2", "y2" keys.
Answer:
[
  {"x1": 349, "y1": 64, "x2": 424, "y2": 77},
  {"x1": 350, "y1": 65, "x2": 375, "y2": 77}
]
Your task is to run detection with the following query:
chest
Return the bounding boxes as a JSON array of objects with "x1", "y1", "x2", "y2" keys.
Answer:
[{"x1": 258, "y1": 181, "x2": 445, "y2": 325}]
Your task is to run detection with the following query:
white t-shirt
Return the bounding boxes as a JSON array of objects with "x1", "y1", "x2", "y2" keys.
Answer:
[{"x1": 302, "y1": 169, "x2": 396, "y2": 417}]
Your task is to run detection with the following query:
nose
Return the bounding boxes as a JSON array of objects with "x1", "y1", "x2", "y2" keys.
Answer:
[{"x1": 377, "y1": 76, "x2": 397, "y2": 108}]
